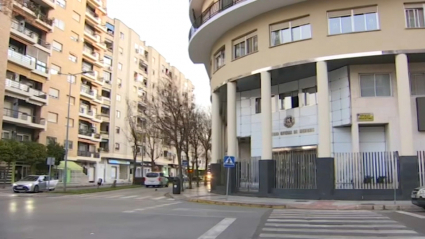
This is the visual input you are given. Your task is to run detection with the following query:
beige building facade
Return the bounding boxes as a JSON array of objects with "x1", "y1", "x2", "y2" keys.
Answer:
[
  {"x1": 189, "y1": 0, "x2": 425, "y2": 198},
  {"x1": 0, "y1": 0, "x2": 193, "y2": 184}
]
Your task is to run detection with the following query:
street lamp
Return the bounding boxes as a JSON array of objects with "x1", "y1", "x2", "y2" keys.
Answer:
[{"x1": 56, "y1": 71, "x2": 94, "y2": 192}]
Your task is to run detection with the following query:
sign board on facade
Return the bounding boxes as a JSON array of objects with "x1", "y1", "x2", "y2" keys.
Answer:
[{"x1": 357, "y1": 113, "x2": 374, "y2": 122}]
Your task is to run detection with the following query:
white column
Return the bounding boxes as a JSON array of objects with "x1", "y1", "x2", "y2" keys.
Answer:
[
  {"x1": 351, "y1": 123, "x2": 360, "y2": 152},
  {"x1": 261, "y1": 71, "x2": 272, "y2": 159},
  {"x1": 317, "y1": 61, "x2": 332, "y2": 158},
  {"x1": 227, "y1": 81, "x2": 237, "y2": 157},
  {"x1": 211, "y1": 91, "x2": 222, "y2": 163},
  {"x1": 395, "y1": 54, "x2": 415, "y2": 156}
]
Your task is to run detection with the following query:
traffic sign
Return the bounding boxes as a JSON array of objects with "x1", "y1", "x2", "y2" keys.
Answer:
[
  {"x1": 223, "y1": 156, "x2": 235, "y2": 168},
  {"x1": 46, "y1": 157, "x2": 55, "y2": 166}
]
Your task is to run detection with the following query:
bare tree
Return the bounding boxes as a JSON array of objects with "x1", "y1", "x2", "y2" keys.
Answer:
[
  {"x1": 143, "y1": 79, "x2": 192, "y2": 189},
  {"x1": 182, "y1": 102, "x2": 196, "y2": 189},
  {"x1": 143, "y1": 117, "x2": 162, "y2": 169},
  {"x1": 125, "y1": 99, "x2": 144, "y2": 185},
  {"x1": 189, "y1": 107, "x2": 203, "y2": 187},
  {"x1": 197, "y1": 107, "x2": 212, "y2": 186}
]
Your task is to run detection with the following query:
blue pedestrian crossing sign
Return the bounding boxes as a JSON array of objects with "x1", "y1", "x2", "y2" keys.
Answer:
[{"x1": 223, "y1": 156, "x2": 235, "y2": 168}]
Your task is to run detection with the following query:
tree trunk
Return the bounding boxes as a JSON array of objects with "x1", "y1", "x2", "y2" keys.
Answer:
[
  {"x1": 132, "y1": 149, "x2": 137, "y2": 185},
  {"x1": 187, "y1": 153, "x2": 193, "y2": 189},
  {"x1": 2, "y1": 163, "x2": 11, "y2": 188},
  {"x1": 176, "y1": 149, "x2": 184, "y2": 192},
  {"x1": 204, "y1": 148, "x2": 209, "y2": 186},
  {"x1": 195, "y1": 155, "x2": 199, "y2": 187}
]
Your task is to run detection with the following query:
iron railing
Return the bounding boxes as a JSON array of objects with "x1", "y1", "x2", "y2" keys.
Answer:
[
  {"x1": 14, "y1": 0, "x2": 53, "y2": 26},
  {"x1": 3, "y1": 108, "x2": 46, "y2": 125},
  {"x1": 5, "y1": 79, "x2": 47, "y2": 99},
  {"x1": 334, "y1": 152, "x2": 399, "y2": 190}
]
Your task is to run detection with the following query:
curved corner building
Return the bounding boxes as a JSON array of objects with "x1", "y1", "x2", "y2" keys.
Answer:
[{"x1": 188, "y1": 0, "x2": 425, "y2": 199}]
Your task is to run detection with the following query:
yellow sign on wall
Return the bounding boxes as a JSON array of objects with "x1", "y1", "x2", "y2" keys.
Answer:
[{"x1": 357, "y1": 113, "x2": 374, "y2": 122}]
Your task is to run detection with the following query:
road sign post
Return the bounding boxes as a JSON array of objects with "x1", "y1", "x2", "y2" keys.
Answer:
[
  {"x1": 46, "y1": 157, "x2": 55, "y2": 193},
  {"x1": 223, "y1": 156, "x2": 235, "y2": 200}
]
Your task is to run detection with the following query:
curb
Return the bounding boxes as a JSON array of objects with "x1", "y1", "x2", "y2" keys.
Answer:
[{"x1": 186, "y1": 198, "x2": 419, "y2": 211}]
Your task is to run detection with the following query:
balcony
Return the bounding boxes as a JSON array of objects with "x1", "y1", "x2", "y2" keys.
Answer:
[
  {"x1": 78, "y1": 130, "x2": 102, "y2": 142},
  {"x1": 7, "y1": 49, "x2": 49, "y2": 78},
  {"x1": 84, "y1": 30, "x2": 100, "y2": 44},
  {"x1": 3, "y1": 108, "x2": 46, "y2": 130},
  {"x1": 188, "y1": 0, "x2": 305, "y2": 64},
  {"x1": 32, "y1": 0, "x2": 55, "y2": 9},
  {"x1": 5, "y1": 79, "x2": 48, "y2": 106},
  {"x1": 102, "y1": 97, "x2": 111, "y2": 105},
  {"x1": 81, "y1": 70, "x2": 98, "y2": 81},
  {"x1": 100, "y1": 113, "x2": 109, "y2": 122},
  {"x1": 88, "y1": 0, "x2": 103, "y2": 8},
  {"x1": 85, "y1": 9, "x2": 101, "y2": 25},
  {"x1": 77, "y1": 150, "x2": 101, "y2": 160},
  {"x1": 82, "y1": 48, "x2": 100, "y2": 62},
  {"x1": 100, "y1": 131, "x2": 109, "y2": 139},
  {"x1": 79, "y1": 106, "x2": 94, "y2": 119},
  {"x1": 80, "y1": 87, "x2": 96, "y2": 100},
  {"x1": 13, "y1": 0, "x2": 54, "y2": 31},
  {"x1": 10, "y1": 21, "x2": 37, "y2": 45}
]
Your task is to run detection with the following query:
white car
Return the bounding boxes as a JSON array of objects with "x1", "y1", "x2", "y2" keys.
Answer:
[
  {"x1": 12, "y1": 175, "x2": 58, "y2": 193},
  {"x1": 144, "y1": 172, "x2": 169, "y2": 188}
]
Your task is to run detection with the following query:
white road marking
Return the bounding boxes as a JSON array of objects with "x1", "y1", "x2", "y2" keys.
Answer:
[
  {"x1": 167, "y1": 198, "x2": 175, "y2": 201},
  {"x1": 259, "y1": 234, "x2": 425, "y2": 239},
  {"x1": 152, "y1": 196, "x2": 166, "y2": 200},
  {"x1": 173, "y1": 208, "x2": 255, "y2": 213},
  {"x1": 396, "y1": 211, "x2": 425, "y2": 219},
  {"x1": 264, "y1": 223, "x2": 407, "y2": 228},
  {"x1": 132, "y1": 202, "x2": 181, "y2": 212},
  {"x1": 120, "y1": 195, "x2": 138, "y2": 199},
  {"x1": 267, "y1": 219, "x2": 396, "y2": 223},
  {"x1": 262, "y1": 227, "x2": 417, "y2": 234},
  {"x1": 104, "y1": 195, "x2": 123, "y2": 199},
  {"x1": 197, "y1": 218, "x2": 236, "y2": 239},
  {"x1": 136, "y1": 196, "x2": 149, "y2": 200}
]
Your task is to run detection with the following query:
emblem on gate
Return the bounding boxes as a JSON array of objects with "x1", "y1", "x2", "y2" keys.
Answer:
[{"x1": 284, "y1": 116, "x2": 295, "y2": 128}]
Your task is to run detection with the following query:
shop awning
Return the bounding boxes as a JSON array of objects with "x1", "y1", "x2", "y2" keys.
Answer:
[{"x1": 57, "y1": 161, "x2": 84, "y2": 171}]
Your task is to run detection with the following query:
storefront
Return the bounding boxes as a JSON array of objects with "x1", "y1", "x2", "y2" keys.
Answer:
[{"x1": 105, "y1": 159, "x2": 131, "y2": 183}]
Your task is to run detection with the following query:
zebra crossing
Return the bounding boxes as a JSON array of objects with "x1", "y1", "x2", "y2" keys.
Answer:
[
  {"x1": 51, "y1": 193, "x2": 175, "y2": 201},
  {"x1": 258, "y1": 209, "x2": 425, "y2": 239}
]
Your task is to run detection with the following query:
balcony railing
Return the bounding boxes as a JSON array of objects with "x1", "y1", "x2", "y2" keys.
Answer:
[
  {"x1": 190, "y1": 0, "x2": 246, "y2": 40},
  {"x1": 77, "y1": 150, "x2": 92, "y2": 157},
  {"x1": 78, "y1": 130, "x2": 92, "y2": 137},
  {"x1": 7, "y1": 49, "x2": 49, "y2": 74},
  {"x1": 79, "y1": 107, "x2": 94, "y2": 116},
  {"x1": 3, "y1": 108, "x2": 45, "y2": 125},
  {"x1": 14, "y1": 0, "x2": 54, "y2": 26},
  {"x1": 5, "y1": 79, "x2": 47, "y2": 99}
]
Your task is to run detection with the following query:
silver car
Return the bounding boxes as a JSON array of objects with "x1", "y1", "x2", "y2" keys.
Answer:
[{"x1": 12, "y1": 175, "x2": 58, "y2": 193}]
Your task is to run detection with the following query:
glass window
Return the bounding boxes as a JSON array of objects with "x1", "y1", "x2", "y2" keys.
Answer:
[
  {"x1": 270, "y1": 19, "x2": 311, "y2": 47},
  {"x1": 255, "y1": 98, "x2": 261, "y2": 113},
  {"x1": 405, "y1": 7, "x2": 425, "y2": 28},
  {"x1": 214, "y1": 48, "x2": 225, "y2": 71},
  {"x1": 49, "y1": 88, "x2": 59, "y2": 98},
  {"x1": 328, "y1": 7, "x2": 379, "y2": 35},
  {"x1": 410, "y1": 73, "x2": 425, "y2": 95},
  {"x1": 360, "y1": 74, "x2": 391, "y2": 97}
]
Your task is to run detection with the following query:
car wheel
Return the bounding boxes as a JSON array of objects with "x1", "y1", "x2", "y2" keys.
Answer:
[
  {"x1": 34, "y1": 185, "x2": 39, "y2": 193},
  {"x1": 13, "y1": 191, "x2": 19, "y2": 193}
]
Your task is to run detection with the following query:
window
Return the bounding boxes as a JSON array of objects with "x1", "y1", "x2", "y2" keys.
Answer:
[
  {"x1": 118, "y1": 63, "x2": 122, "y2": 70},
  {"x1": 104, "y1": 56, "x2": 112, "y2": 66},
  {"x1": 64, "y1": 140, "x2": 73, "y2": 149},
  {"x1": 233, "y1": 32, "x2": 258, "y2": 59},
  {"x1": 328, "y1": 6, "x2": 379, "y2": 35},
  {"x1": 359, "y1": 74, "x2": 391, "y2": 97},
  {"x1": 120, "y1": 32, "x2": 124, "y2": 39},
  {"x1": 270, "y1": 16, "x2": 312, "y2": 46},
  {"x1": 115, "y1": 143, "x2": 120, "y2": 150},
  {"x1": 72, "y1": 11, "x2": 80, "y2": 22},
  {"x1": 116, "y1": 94, "x2": 121, "y2": 101},
  {"x1": 49, "y1": 88, "x2": 59, "y2": 99},
  {"x1": 1, "y1": 131, "x2": 11, "y2": 140},
  {"x1": 303, "y1": 87, "x2": 317, "y2": 106},
  {"x1": 134, "y1": 57, "x2": 137, "y2": 63},
  {"x1": 214, "y1": 48, "x2": 225, "y2": 71},
  {"x1": 405, "y1": 3, "x2": 425, "y2": 28},
  {"x1": 46, "y1": 137, "x2": 57, "y2": 144},
  {"x1": 255, "y1": 98, "x2": 261, "y2": 114},
  {"x1": 53, "y1": 19, "x2": 65, "y2": 30},
  {"x1": 69, "y1": 54, "x2": 77, "y2": 63},
  {"x1": 116, "y1": 110, "x2": 121, "y2": 118},
  {"x1": 55, "y1": 0, "x2": 66, "y2": 8},
  {"x1": 410, "y1": 73, "x2": 425, "y2": 95},
  {"x1": 116, "y1": 126, "x2": 120, "y2": 133},
  {"x1": 67, "y1": 95, "x2": 75, "y2": 105},
  {"x1": 65, "y1": 118, "x2": 74, "y2": 127},
  {"x1": 279, "y1": 91, "x2": 299, "y2": 110},
  {"x1": 117, "y1": 79, "x2": 122, "y2": 88},
  {"x1": 50, "y1": 64, "x2": 61, "y2": 74},
  {"x1": 119, "y1": 47, "x2": 123, "y2": 54},
  {"x1": 47, "y1": 112, "x2": 58, "y2": 123},
  {"x1": 70, "y1": 31, "x2": 79, "y2": 42},
  {"x1": 52, "y1": 41, "x2": 63, "y2": 52}
]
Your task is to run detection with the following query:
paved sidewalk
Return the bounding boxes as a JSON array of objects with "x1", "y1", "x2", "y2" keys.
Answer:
[
  {"x1": 169, "y1": 186, "x2": 421, "y2": 211},
  {"x1": 0, "y1": 182, "x2": 133, "y2": 191}
]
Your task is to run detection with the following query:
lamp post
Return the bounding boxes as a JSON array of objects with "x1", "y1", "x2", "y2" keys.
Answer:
[{"x1": 57, "y1": 71, "x2": 94, "y2": 192}]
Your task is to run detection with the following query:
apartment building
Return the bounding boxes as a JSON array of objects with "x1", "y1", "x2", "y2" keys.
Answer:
[
  {"x1": 1, "y1": 0, "x2": 54, "y2": 181},
  {"x1": 100, "y1": 18, "x2": 195, "y2": 182}
]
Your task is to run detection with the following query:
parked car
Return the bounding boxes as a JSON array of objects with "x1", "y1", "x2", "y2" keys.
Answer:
[
  {"x1": 144, "y1": 172, "x2": 169, "y2": 188},
  {"x1": 12, "y1": 175, "x2": 58, "y2": 193},
  {"x1": 411, "y1": 186, "x2": 425, "y2": 209}
]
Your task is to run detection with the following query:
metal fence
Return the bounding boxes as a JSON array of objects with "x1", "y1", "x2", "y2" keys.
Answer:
[
  {"x1": 418, "y1": 151, "x2": 425, "y2": 187},
  {"x1": 334, "y1": 152, "x2": 399, "y2": 190},
  {"x1": 274, "y1": 150, "x2": 317, "y2": 189},
  {"x1": 236, "y1": 157, "x2": 259, "y2": 192}
]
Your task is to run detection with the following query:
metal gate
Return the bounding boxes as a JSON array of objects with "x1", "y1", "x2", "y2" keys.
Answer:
[{"x1": 236, "y1": 157, "x2": 259, "y2": 192}]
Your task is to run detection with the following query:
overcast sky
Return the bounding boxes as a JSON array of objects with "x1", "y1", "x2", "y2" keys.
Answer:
[{"x1": 107, "y1": 0, "x2": 210, "y2": 107}]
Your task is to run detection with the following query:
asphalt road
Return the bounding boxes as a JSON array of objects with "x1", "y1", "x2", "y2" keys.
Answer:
[{"x1": 1, "y1": 188, "x2": 425, "y2": 239}]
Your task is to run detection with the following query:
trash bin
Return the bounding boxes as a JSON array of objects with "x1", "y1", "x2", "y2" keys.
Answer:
[{"x1": 172, "y1": 177, "x2": 181, "y2": 194}]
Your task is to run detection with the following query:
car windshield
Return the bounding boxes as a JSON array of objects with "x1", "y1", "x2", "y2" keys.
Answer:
[
  {"x1": 146, "y1": 173, "x2": 159, "y2": 178},
  {"x1": 20, "y1": 176, "x2": 39, "y2": 181}
]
